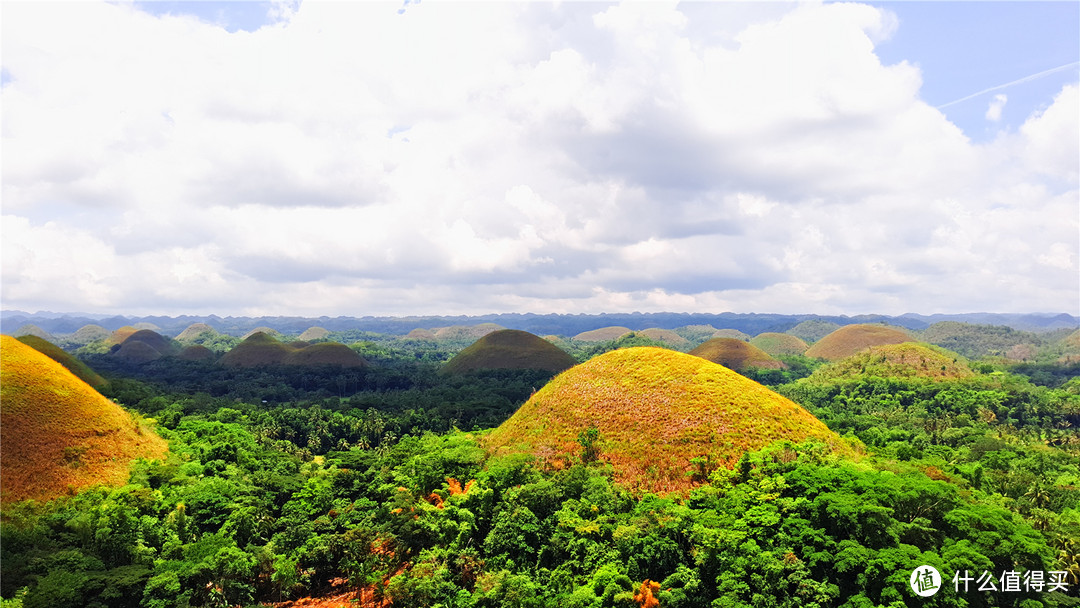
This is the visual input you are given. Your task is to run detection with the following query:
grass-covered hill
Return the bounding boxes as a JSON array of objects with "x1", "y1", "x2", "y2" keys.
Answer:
[
  {"x1": 112, "y1": 329, "x2": 180, "y2": 364},
  {"x1": 12, "y1": 323, "x2": 55, "y2": 342},
  {"x1": 0, "y1": 336, "x2": 168, "y2": 504},
  {"x1": 441, "y1": 329, "x2": 577, "y2": 374},
  {"x1": 71, "y1": 324, "x2": 111, "y2": 344},
  {"x1": 298, "y1": 326, "x2": 331, "y2": 341},
  {"x1": 634, "y1": 328, "x2": 689, "y2": 348},
  {"x1": 177, "y1": 344, "x2": 216, "y2": 362},
  {"x1": 241, "y1": 326, "x2": 282, "y2": 340},
  {"x1": 917, "y1": 321, "x2": 1042, "y2": 360},
  {"x1": 689, "y1": 337, "x2": 786, "y2": 371},
  {"x1": 484, "y1": 347, "x2": 852, "y2": 493},
  {"x1": 804, "y1": 324, "x2": 912, "y2": 360},
  {"x1": 787, "y1": 319, "x2": 841, "y2": 343},
  {"x1": 803, "y1": 343, "x2": 976, "y2": 383},
  {"x1": 220, "y1": 332, "x2": 366, "y2": 368},
  {"x1": 572, "y1": 326, "x2": 632, "y2": 342},
  {"x1": 406, "y1": 328, "x2": 438, "y2": 340},
  {"x1": 16, "y1": 335, "x2": 109, "y2": 390},
  {"x1": 175, "y1": 322, "x2": 218, "y2": 342},
  {"x1": 711, "y1": 328, "x2": 751, "y2": 341},
  {"x1": 432, "y1": 323, "x2": 505, "y2": 341},
  {"x1": 673, "y1": 324, "x2": 720, "y2": 343},
  {"x1": 105, "y1": 325, "x2": 140, "y2": 346},
  {"x1": 749, "y1": 332, "x2": 809, "y2": 357}
]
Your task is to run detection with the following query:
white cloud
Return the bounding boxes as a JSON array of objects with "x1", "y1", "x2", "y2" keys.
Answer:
[
  {"x1": 1, "y1": 1, "x2": 1076, "y2": 316},
  {"x1": 986, "y1": 93, "x2": 1007, "y2": 122}
]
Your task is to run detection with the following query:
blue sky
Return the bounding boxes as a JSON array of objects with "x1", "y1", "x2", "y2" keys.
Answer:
[{"x1": 2, "y1": 1, "x2": 1077, "y2": 316}]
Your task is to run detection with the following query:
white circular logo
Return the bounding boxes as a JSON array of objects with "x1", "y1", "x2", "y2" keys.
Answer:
[{"x1": 910, "y1": 565, "x2": 942, "y2": 597}]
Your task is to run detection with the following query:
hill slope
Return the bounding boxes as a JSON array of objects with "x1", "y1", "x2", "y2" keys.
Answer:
[
  {"x1": 484, "y1": 347, "x2": 851, "y2": 493},
  {"x1": 749, "y1": 332, "x2": 809, "y2": 357},
  {"x1": 16, "y1": 335, "x2": 109, "y2": 389},
  {"x1": 0, "y1": 336, "x2": 168, "y2": 504},
  {"x1": 689, "y1": 338, "x2": 785, "y2": 370},
  {"x1": 221, "y1": 333, "x2": 367, "y2": 368},
  {"x1": 805, "y1": 343, "x2": 975, "y2": 383},
  {"x1": 442, "y1": 329, "x2": 577, "y2": 374},
  {"x1": 572, "y1": 326, "x2": 631, "y2": 342},
  {"x1": 804, "y1": 324, "x2": 912, "y2": 361}
]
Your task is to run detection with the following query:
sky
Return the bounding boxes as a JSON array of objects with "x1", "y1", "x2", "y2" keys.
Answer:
[{"x1": 1, "y1": 1, "x2": 1077, "y2": 318}]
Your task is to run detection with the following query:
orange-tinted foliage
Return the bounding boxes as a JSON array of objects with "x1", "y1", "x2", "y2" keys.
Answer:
[
  {"x1": 635, "y1": 580, "x2": 661, "y2": 608},
  {"x1": 0, "y1": 335, "x2": 168, "y2": 504}
]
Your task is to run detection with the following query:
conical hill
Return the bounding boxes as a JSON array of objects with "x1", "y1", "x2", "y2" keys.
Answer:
[
  {"x1": 112, "y1": 329, "x2": 179, "y2": 363},
  {"x1": 16, "y1": 335, "x2": 109, "y2": 390},
  {"x1": 805, "y1": 343, "x2": 975, "y2": 383},
  {"x1": 176, "y1": 323, "x2": 219, "y2": 342},
  {"x1": 285, "y1": 342, "x2": 367, "y2": 368},
  {"x1": 0, "y1": 336, "x2": 168, "y2": 504},
  {"x1": 221, "y1": 332, "x2": 367, "y2": 368},
  {"x1": 749, "y1": 332, "x2": 809, "y2": 357},
  {"x1": 442, "y1": 330, "x2": 577, "y2": 374},
  {"x1": 573, "y1": 326, "x2": 631, "y2": 342},
  {"x1": 484, "y1": 347, "x2": 852, "y2": 493},
  {"x1": 689, "y1": 338, "x2": 785, "y2": 370},
  {"x1": 804, "y1": 324, "x2": 912, "y2": 361},
  {"x1": 298, "y1": 326, "x2": 331, "y2": 341},
  {"x1": 72, "y1": 324, "x2": 111, "y2": 344},
  {"x1": 635, "y1": 328, "x2": 689, "y2": 348}
]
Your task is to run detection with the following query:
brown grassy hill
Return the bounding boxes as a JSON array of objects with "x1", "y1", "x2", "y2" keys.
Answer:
[
  {"x1": 106, "y1": 326, "x2": 140, "y2": 346},
  {"x1": 123, "y1": 329, "x2": 179, "y2": 356},
  {"x1": 635, "y1": 329, "x2": 690, "y2": 348},
  {"x1": 711, "y1": 329, "x2": 751, "y2": 342},
  {"x1": 285, "y1": 342, "x2": 367, "y2": 368},
  {"x1": 804, "y1": 324, "x2": 912, "y2": 361},
  {"x1": 15, "y1": 335, "x2": 109, "y2": 390},
  {"x1": 674, "y1": 325, "x2": 720, "y2": 343},
  {"x1": 175, "y1": 323, "x2": 218, "y2": 342},
  {"x1": 749, "y1": 333, "x2": 809, "y2": 357},
  {"x1": 484, "y1": 347, "x2": 852, "y2": 493},
  {"x1": 72, "y1": 324, "x2": 111, "y2": 344},
  {"x1": 241, "y1": 326, "x2": 282, "y2": 340},
  {"x1": 177, "y1": 344, "x2": 216, "y2": 362},
  {"x1": 407, "y1": 328, "x2": 438, "y2": 340},
  {"x1": 113, "y1": 341, "x2": 162, "y2": 364},
  {"x1": 787, "y1": 320, "x2": 841, "y2": 343},
  {"x1": 220, "y1": 332, "x2": 293, "y2": 367},
  {"x1": 689, "y1": 338, "x2": 786, "y2": 371},
  {"x1": 573, "y1": 326, "x2": 632, "y2": 342},
  {"x1": 442, "y1": 330, "x2": 577, "y2": 374},
  {"x1": 13, "y1": 324, "x2": 55, "y2": 342},
  {"x1": 298, "y1": 326, "x2": 331, "y2": 341},
  {"x1": 805, "y1": 343, "x2": 975, "y2": 383},
  {"x1": 0, "y1": 336, "x2": 168, "y2": 504},
  {"x1": 433, "y1": 324, "x2": 504, "y2": 341}
]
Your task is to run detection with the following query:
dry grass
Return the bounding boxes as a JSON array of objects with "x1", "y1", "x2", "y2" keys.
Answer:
[
  {"x1": 72, "y1": 324, "x2": 111, "y2": 344},
  {"x1": 804, "y1": 324, "x2": 912, "y2": 361},
  {"x1": 105, "y1": 326, "x2": 139, "y2": 346},
  {"x1": 749, "y1": 332, "x2": 809, "y2": 357},
  {"x1": 711, "y1": 329, "x2": 751, "y2": 341},
  {"x1": 484, "y1": 347, "x2": 852, "y2": 494},
  {"x1": 573, "y1": 326, "x2": 632, "y2": 342},
  {"x1": 0, "y1": 336, "x2": 168, "y2": 504},
  {"x1": 175, "y1": 323, "x2": 218, "y2": 342},
  {"x1": 805, "y1": 343, "x2": 975, "y2": 383},
  {"x1": 406, "y1": 328, "x2": 438, "y2": 340},
  {"x1": 635, "y1": 329, "x2": 690, "y2": 348},
  {"x1": 689, "y1": 338, "x2": 785, "y2": 371},
  {"x1": 441, "y1": 329, "x2": 577, "y2": 374},
  {"x1": 299, "y1": 326, "x2": 331, "y2": 341},
  {"x1": 433, "y1": 324, "x2": 504, "y2": 341},
  {"x1": 16, "y1": 335, "x2": 109, "y2": 390}
]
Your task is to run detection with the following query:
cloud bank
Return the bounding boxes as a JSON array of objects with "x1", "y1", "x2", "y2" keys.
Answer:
[{"x1": 2, "y1": 1, "x2": 1077, "y2": 316}]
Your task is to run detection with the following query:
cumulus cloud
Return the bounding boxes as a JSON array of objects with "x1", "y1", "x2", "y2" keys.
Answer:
[
  {"x1": 986, "y1": 94, "x2": 1007, "y2": 122},
  {"x1": 1, "y1": 1, "x2": 1076, "y2": 316}
]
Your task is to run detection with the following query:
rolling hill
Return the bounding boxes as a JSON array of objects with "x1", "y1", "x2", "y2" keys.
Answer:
[
  {"x1": 177, "y1": 344, "x2": 216, "y2": 362},
  {"x1": 689, "y1": 338, "x2": 786, "y2": 370},
  {"x1": 175, "y1": 322, "x2": 219, "y2": 342},
  {"x1": 787, "y1": 320, "x2": 841, "y2": 343},
  {"x1": 284, "y1": 342, "x2": 367, "y2": 368},
  {"x1": 804, "y1": 324, "x2": 913, "y2": 361},
  {"x1": 241, "y1": 326, "x2": 282, "y2": 340},
  {"x1": 112, "y1": 329, "x2": 180, "y2": 363},
  {"x1": 572, "y1": 326, "x2": 632, "y2": 342},
  {"x1": 16, "y1": 335, "x2": 109, "y2": 390},
  {"x1": 634, "y1": 328, "x2": 690, "y2": 348},
  {"x1": 484, "y1": 347, "x2": 852, "y2": 493},
  {"x1": 749, "y1": 332, "x2": 809, "y2": 357},
  {"x1": 711, "y1": 329, "x2": 751, "y2": 342},
  {"x1": 441, "y1": 329, "x2": 577, "y2": 374},
  {"x1": 805, "y1": 343, "x2": 976, "y2": 383},
  {"x1": 71, "y1": 324, "x2": 111, "y2": 344},
  {"x1": 221, "y1": 332, "x2": 366, "y2": 368},
  {"x1": 13, "y1": 324, "x2": 55, "y2": 342},
  {"x1": 0, "y1": 336, "x2": 168, "y2": 504},
  {"x1": 298, "y1": 326, "x2": 331, "y2": 341},
  {"x1": 432, "y1": 324, "x2": 505, "y2": 341}
]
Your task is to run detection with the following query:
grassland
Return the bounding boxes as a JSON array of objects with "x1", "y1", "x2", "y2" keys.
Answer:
[
  {"x1": 0, "y1": 336, "x2": 168, "y2": 504},
  {"x1": 484, "y1": 347, "x2": 852, "y2": 493},
  {"x1": 804, "y1": 324, "x2": 912, "y2": 360},
  {"x1": 441, "y1": 329, "x2": 577, "y2": 374},
  {"x1": 16, "y1": 335, "x2": 109, "y2": 389},
  {"x1": 572, "y1": 326, "x2": 632, "y2": 342},
  {"x1": 689, "y1": 337, "x2": 785, "y2": 370},
  {"x1": 804, "y1": 342, "x2": 975, "y2": 383}
]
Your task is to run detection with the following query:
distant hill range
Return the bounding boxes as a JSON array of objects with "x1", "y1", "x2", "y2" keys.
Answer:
[{"x1": 2, "y1": 310, "x2": 1076, "y2": 338}]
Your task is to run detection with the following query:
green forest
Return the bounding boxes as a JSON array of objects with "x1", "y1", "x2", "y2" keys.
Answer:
[{"x1": 2, "y1": 324, "x2": 1079, "y2": 608}]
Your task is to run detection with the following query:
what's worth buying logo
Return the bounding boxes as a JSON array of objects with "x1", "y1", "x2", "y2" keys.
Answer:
[{"x1": 910, "y1": 565, "x2": 942, "y2": 597}]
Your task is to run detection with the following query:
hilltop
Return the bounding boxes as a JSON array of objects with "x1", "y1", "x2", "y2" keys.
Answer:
[
  {"x1": 711, "y1": 328, "x2": 751, "y2": 341},
  {"x1": 441, "y1": 329, "x2": 577, "y2": 374},
  {"x1": 787, "y1": 320, "x2": 841, "y2": 343},
  {"x1": 805, "y1": 343, "x2": 976, "y2": 383},
  {"x1": 175, "y1": 322, "x2": 218, "y2": 342},
  {"x1": 572, "y1": 326, "x2": 631, "y2": 342},
  {"x1": 804, "y1": 324, "x2": 913, "y2": 361},
  {"x1": 298, "y1": 326, "x2": 331, "y2": 341},
  {"x1": 484, "y1": 347, "x2": 852, "y2": 493},
  {"x1": 749, "y1": 332, "x2": 809, "y2": 357},
  {"x1": 634, "y1": 328, "x2": 690, "y2": 348},
  {"x1": 689, "y1": 338, "x2": 785, "y2": 371},
  {"x1": 16, "y1": 335, "x2": 109, "y2": 390},
  {"x1": 112, "y1": 329, "x2": 180, "y2": 364},
  {"x1": 0, "y1": 336, "x2": 168, "y2": 504},
  {"x1": 433, "y1": 323, "x2": 505, "y2": 341},
  {"x1": 220, "y1": 332, "x2": 366, "y2": 368},
  {"x1": 71, "y1": 324, "x2": 111, "y2": 344}
]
